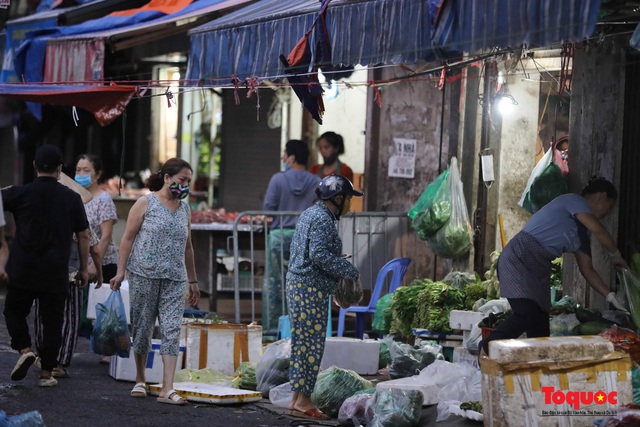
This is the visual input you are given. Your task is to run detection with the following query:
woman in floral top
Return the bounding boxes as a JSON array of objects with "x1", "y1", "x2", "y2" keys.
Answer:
[{"x1": 286, "y1": 174, "x2": 362, "y2": 420}]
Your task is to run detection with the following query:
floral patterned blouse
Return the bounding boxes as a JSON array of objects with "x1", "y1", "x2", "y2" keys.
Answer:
[
  {"x1": 127, "y1": 193, "x2": 190, "y2": 281},
  {"x1": 84, "y1": 191, "x2": 118, "y2": 265},
  {"x1": 286, "y1": 202, "x2": 359, "y2": 294}
]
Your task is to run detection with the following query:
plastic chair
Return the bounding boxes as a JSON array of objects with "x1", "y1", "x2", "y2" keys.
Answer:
[{"x1": 337, "y1": 257, "x2": 411, "y2": 338}]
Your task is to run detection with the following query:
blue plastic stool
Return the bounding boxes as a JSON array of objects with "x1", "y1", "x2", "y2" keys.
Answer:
[
  {"x1": 277, "y1": 315, "x2": 291, "y2": 340},
  {"x1": 277, "y1": 298, "x2": 333, "y2": 340}
]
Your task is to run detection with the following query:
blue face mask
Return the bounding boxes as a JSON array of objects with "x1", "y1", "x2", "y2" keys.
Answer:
[
  {"x1": 74, "y1": 174, "x2": 92, "y2": 188},
  {"x1": 281, "y1": 162, "x2": 291, "y2": 172}
]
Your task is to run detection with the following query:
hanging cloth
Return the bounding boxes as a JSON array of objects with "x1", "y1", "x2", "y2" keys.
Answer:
[{"x1": 280, "y1": 0, "x2": 332, "y2": 124}]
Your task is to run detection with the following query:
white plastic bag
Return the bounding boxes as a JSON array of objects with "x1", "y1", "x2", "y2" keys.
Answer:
[
  {"x1": 256, "y1": 339, "x2": 291, "y2": 397},
  {"x1": 518, "y1": 148, "x2": 553, "y2": 213},
  {"x1": 338, "y1": 392, "x2": 374, "y2": 426},
  {"x1": 268, "y1": 381, "x2": 292, "y2": 408},
  {"x1": 436, "y1": 370, "x2": 482, "y2": 422}
]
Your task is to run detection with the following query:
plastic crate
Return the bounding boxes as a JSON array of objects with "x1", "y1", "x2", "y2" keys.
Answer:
[{"x1": 216, "y1": 274, "x2": 262, "y2": 292}]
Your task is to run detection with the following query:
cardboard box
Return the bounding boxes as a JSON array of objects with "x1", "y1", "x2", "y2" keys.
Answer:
[
  {"x1": 320, "y1": 337, "x2": 380, "y2": 375},
  {"x1": 110, "y1": 339, "x2": 185, "y2": 383},
  {"x1": 87, "y1": 281, "x2": 131, "y2": 324},
  {"x1": 184, "y1": 323, "x2": 262, "y2": 375},
  {"x1": 481, "y1": 336, "x2": 633, "y2": 427}
]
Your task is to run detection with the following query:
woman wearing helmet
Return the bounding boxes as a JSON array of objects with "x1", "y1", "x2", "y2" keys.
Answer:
[{"x1": 285, "y1": 174, "x2": 362, "y2": 419}]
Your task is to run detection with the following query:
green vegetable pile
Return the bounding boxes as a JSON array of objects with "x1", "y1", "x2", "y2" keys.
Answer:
[
  {"x1": 389, "y1": 275, "x2": 485, "y2": 337},
  {"x1": 426, "y1": 221, "x2": 472, "y2": 259},
  {"x1": 460, "y1": 401, "x2": 483, "y2": 412}
]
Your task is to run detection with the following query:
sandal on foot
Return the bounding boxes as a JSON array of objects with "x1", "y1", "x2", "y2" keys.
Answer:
[
  {"x1": 130, "y1": 382, "x2": 148, "y2": 398},
  {"x1": 11, "y1": 352, "x2": 36, "y2": 381},
  {"x1": 157, "y1": 389, "x2": 187, "y2": 405},
  {"x1": 38, "y1": 377, "x2": 58, "y2": 387},
  {"x1": 292, "y1": 408, "x2": 330, "y2": 420},
  {"x1": 52, "y1": 367, "x2": 70, "y2": 378}
]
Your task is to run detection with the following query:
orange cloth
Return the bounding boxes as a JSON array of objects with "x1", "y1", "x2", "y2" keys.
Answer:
[
  {"x1": 109, "y1": 0, "x2": 193, "y2": 17},
  {"x1": 310, "y1": 162, "x2": 354, "y2": 183}
]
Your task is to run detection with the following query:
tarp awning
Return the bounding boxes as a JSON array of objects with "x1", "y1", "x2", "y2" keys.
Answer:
[
  {"x1": 186, "y1": 0, "x2": 602, "y2": 82},
  {"x1": 0, "y1": 83, "x2": 137, "y2": 126},
  {"x1": 1, "y1": 0, "x2": 147, "y2": 82},
  {"x1": 187, "y1": 0, "x2": 437, "y2": 81},
  {"x1": 43, "y1": 0, "x2": 255, "y2": 83},
  {"x1": 433, "y1": 0, "x2": 602, "y2": 53}
]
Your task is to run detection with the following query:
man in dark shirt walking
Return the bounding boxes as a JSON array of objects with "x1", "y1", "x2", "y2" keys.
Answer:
[{"x1": 2, "y1": 144, "x2": 90, "y2": 387}]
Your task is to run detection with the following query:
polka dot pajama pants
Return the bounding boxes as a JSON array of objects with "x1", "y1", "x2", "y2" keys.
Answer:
[
  {"x1": 129, "y1": 271, "x2": 185, "y2": 356},
  {"x1": 287, "y1": 281, "x2": 328, "y2": 396}
]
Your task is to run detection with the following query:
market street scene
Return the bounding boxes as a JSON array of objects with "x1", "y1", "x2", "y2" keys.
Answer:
[{"x1": 1, "y1": 0, "x2": 640, "y2": 426}]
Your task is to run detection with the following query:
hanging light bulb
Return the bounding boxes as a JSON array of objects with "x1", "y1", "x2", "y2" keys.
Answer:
[{"x1": 498, "y1": 95, "x2": 515, "y2": 115}]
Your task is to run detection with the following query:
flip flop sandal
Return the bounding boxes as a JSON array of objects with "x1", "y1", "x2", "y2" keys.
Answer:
[
  {"x1": 38, "y1": 377, "x2": 58, "y2": 387},
  {"x1": 156, "y1": 389, "x2": 187, "y2": 405},
  {"x1": 130, "y1": 382, "x2": 148, "y2": 398},
  {"x1": 11, "y1": 352, "x2": 36, "y2": 381},
  {"x1": 291, "y1": 408, "x2": 330, "y2": 420}
]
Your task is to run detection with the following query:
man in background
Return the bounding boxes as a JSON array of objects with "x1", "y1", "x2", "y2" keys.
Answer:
[
  {"x1": 2, "y1": 144, "x2": 90, "y2": 387},
  {"x1": 262, "y1": 140, "x2": 320, "y2": 333}
]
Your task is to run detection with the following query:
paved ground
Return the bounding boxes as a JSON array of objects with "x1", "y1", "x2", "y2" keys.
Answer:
[{"x1": 0, "y1": 289, "x2": 480, "y2": 427}]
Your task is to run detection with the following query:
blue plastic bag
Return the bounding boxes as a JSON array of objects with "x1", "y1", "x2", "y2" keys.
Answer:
[
  {"x1": 90, "y1": 290, "x2": 130, "y2": 358},
  {"x1": 0, "y1": 410, "x2": 45, "y2": 427}
]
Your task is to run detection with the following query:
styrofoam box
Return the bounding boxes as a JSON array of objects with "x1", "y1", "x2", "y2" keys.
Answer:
[
  {"x1": 488, "y1": 335, "x2": 614, "y2": 364},
  {"x1": 482, "y1": 336, "x2": 633, "y2": 427},
  {"x1": 87, "y1": 281, "x2": 131, "y2": 324},
  {"x1": 148, "y1": 382, "x2": 262, "y2": 404},
  {"x1": 184, "y1": 323, "x2": 263, "y2": 375},
  {"x1": 449, "y1": 310, "x2": 484, "y2": 331},
  {"x1": 320, "y1": 338, "x2": 380, "y2": 375},
  {"x1": 110, "y1": 339, "x2": 185, "y2": 383}
]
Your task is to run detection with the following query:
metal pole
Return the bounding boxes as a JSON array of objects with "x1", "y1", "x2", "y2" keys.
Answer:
[{"x1": 473, "y1": 60, "x2": 498, "y2": 274}]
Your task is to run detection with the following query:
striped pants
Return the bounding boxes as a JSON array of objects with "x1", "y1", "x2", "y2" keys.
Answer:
[{"x1": 35, "y1": 282, "x2": 81, "y2": 367}]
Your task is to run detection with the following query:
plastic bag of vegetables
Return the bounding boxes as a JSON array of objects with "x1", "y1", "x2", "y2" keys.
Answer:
[
  {"x1": 372, "y1": 293, "x2": 394, "y2": 335},
  {"x1": 408, "y1": 169, "x2": 451, "y2": 240},
  {"x1": 618, "y1": 269, "x2": 640, "y2": 330},
  {"x1": 365, "y1": 388, "x2": 423, "y2": 427},
  {"x1": 426, "y1": 158, "x2": 472, "y2": 259},
  {"x1": 528, "y1": 162, "x2": 568, "y2": 213},
  {"x1": 90, "y1": 290, "x2": 130, "y2": 357},
  {"x1": 338, "y1": 392, "x2": 374, "y2": 426},
  {"x1": 233, "y1": 361, "x2": 257, "y2": 390},
  {"x1": 310, "y1": 366, "x2": 373, "y2": 418},
  {"x1": 256, "y1": 339, "x2": 291, "y2": 397},
  {"x1": 387, "y1": 338, "x2": 443, "y2": 379},
  {"x1": 334, "y1": 278, "x2": 363, "y2": 309}
]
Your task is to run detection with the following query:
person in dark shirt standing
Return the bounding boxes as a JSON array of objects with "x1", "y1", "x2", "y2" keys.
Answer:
[{"x1": 2, "y1": 144, "x2": 90, "y2": 387}]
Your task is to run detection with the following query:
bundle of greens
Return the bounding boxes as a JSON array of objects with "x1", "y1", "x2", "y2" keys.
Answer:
[
  {"x1": 427, "y1": 221, "x2": 472, "y2": 259},
  {"x1": 310, "y1": 367, "x2": 372, "y2": 418},
  {"x1": 464, "y1": 283, "x2": 487, "y2": 310},
  {"x1": 414, "y1": 281, "x2": 466, "y2": 332},
  {"x1": 389, "y1": 280, "x2": 431, "y2": 337}
]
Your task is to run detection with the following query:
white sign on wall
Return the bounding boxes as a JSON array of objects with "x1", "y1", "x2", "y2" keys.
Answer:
[
  {"x1": 0, "y1": 0, "x2": 10, "y2": 8},
  {"x1": 388, "y1": 138, "x2": 416, "y2": 179}
]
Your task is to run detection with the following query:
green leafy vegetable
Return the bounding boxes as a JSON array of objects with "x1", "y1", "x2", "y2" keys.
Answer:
[{"x1": 310, "y1": 367, "x2": 372, "y2": 418}]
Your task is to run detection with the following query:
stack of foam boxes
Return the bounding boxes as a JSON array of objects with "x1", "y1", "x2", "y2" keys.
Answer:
[{"x1": 448, "y1": 310, "x2": 485, "y2": 369}]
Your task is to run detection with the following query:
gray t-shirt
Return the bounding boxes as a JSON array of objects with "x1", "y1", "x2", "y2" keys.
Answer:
[{"x1": 522, "y1": 193, "x2": 592, "y2": 258}]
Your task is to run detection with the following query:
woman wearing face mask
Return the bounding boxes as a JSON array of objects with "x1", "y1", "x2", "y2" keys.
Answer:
[
  {"x1": 110, "y1": 158, "x2": 199, "y2": 405},
  {"x1": 285, "y1": 174, "x2": 362, "y2": 419},
  {"x1": 309, "y1": 132, "x2": 354, "y2": 183},
  {"x1": 74, "y1": 154, "x2": 119, "y2": 352}
]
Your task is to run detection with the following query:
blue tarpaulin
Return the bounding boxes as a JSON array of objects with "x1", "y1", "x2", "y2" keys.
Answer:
[
  {"x1": 187, "y1": 0, "x2": 437, "y2": 82},
  {"x1": 186, "y1": 0, "x2": 603, "y2": 83}
]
